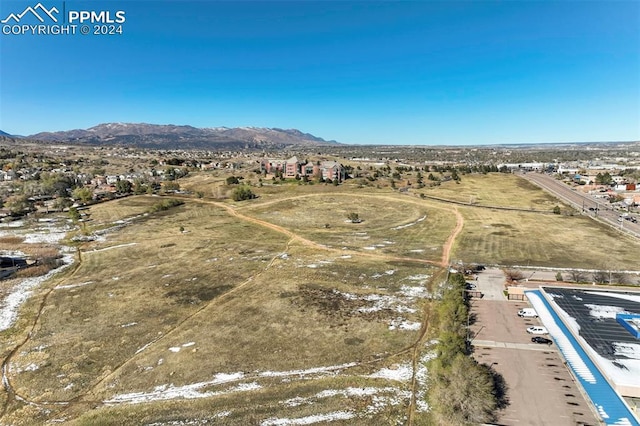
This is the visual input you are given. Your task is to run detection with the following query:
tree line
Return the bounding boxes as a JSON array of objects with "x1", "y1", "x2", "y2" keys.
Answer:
[{"x1": 426, "y1": 272, "x2": 506, "y2": 424}]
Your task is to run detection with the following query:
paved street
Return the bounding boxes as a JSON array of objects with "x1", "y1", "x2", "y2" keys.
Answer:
[{"x1": 522, "y1": 172, "x2": 640, "y2": 238}]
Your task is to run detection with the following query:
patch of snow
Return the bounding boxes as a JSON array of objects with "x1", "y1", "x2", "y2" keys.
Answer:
[
  {"x1": 409, "y1": 249, "x2": 425, "y2": 253},
  {"x1": 0, "y1": 252, "x2": 75, "y2": 332},
  {"x1": 182, "y1": 342, "x2": 195, "y2": 347},
  {"x1": 231, "y1": 381, "x2": 261, "y2": 392},
  {"x1": 404, "y1": 274, "x2": 431, "y2": 282},
  {"x1": 368, "y1": 363, "x2": 412, "y2": 382},
  {"x1": 261, "y1": 411, "x2": 355, "y2": 425},
  {"x1": 584, "y1": 304, "x2": 633, "y2": 319},
  {"x1": 104, "y1": 372, "x2": 246, "y2": 405},
  {"x1": 0, "y1": 220, "x2": 24, "y2": 228},
  {"x1": 397, "y1": 321, "x2": 421, "y2": 331},
  {"x1": 55, "y1": 281, "x2": 94, "y2": 290},
  {"x1": 91, "y1": 242, "x2": 137, "y2": 253},
  {"x1": 23, "y1": 232, "x2": 67, "y2": 244},
  {"x1": 259, "y1": 363, "x2": 357, "y2": 378},
  {"x1": 339, "y1": 255, "x2": 351, "y2": 259},
  {"x1": 23, "y1": 363, "x2": 39, "y2": 372},
  {"x1": 363, "y1": 246, "x2": 376, "y2": 250},
  {"x1": 399, "y1": 285, "x2": 429, "y2": 298},
  {"x1": 121, "y1": 322, "x2": 137, "y2": 328},
  {"x1": 612, "y1": 342, "x2": 640, "y2": 360},
  {"x1": 168, "y1": 347, "x2": 181, "y2": 353},
  {"x1": 392, "y1": 215, "x2": 426, "y2": 230},
  {"x1": 0, "y1": 250, "x2": 27, "y2": 257},
  {"x1": 585, "y1": 291, "x2": 640, "y2": 304}
]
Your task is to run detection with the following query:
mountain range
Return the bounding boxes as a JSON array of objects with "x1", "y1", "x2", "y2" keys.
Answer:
[{"x1": 20, "y1": 123, "x2": 340, "y2": 149}]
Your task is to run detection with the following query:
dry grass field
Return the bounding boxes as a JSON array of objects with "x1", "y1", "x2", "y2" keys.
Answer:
[
  {"x1": 0, "y1": 193, "x2": 441, "y2": 425},
  {"x1": 452, "y1": 206, "x2": 640, "y2": 268},
  {"x1": 1, "y1": 172, "x2": 639, "y2": 424},
  {"x1": 423, "y1": 173, "x2": 561, "y2": 211}
]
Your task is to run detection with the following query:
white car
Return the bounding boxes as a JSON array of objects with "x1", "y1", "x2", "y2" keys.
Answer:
[
  {"x1": 518, "y1": 308, "x2": 538, "y2": 318},
  {"x1": 527, "y1": 326, "x2": 548, "y2": 335}
]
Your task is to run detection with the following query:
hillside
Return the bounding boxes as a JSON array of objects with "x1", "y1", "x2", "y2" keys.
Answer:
[{"x1": 27, "y1": 123, "x2": 340, "y2": 149}]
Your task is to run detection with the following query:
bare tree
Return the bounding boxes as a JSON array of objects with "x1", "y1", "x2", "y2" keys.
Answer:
[
  {"x1": 612, "y1": 272, "x2": 630, "y2": 285},
  {"x1": 504, "y1": 269, "x2": 524, "y2": 282},
  {"x1": 592, "y1": 270, "x2": 608, "y2": 284},
  {"x1": 569, "y1": 270, "x2": 586, "y2": 283}
]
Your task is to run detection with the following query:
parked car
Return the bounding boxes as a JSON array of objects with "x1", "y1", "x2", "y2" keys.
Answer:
[
  {"x1": 527, "y1": 326, "x2": 548, "y2": 335},
  {"x1": 518, "y1": 308, "x2": 538, "y2": 318},
  {"x1": 466, "y1": 282, "x2": 477, "y2": 290},
  {"x1": 531, "y1": 336, "x2": 553, "y2": 345}
]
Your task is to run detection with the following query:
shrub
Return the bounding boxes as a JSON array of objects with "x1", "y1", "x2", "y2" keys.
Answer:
[
  {"x1": 232, "y1": 186, "x2": 255, "y2": 202},
  {"x1": 148, "y1": 199, "x2": 184, "y2": 213}
]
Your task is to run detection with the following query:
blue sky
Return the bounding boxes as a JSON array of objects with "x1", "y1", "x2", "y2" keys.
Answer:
[{"x1": 0, "y1": 0, "x2": 638, "y2": 145}]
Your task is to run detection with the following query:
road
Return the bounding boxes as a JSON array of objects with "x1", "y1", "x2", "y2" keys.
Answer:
[{"x1": 522, "y1": 172, "x2": 640, "y2": 238}]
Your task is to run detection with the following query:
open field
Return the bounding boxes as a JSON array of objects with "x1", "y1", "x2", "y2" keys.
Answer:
[
  {"x1": 423, "y1": 173, "x2": 562, "y2": 211},
  {"x1": 242, "y1": 191, "x2": 456, "y2": 264},
  {"x1": 0, "y1": 194, "x2": 441, "y2": 424},
  {"x1": 452, "y1": 206, "x2": 640, "y2": 269},
  {"x1": 0, "y1": 172, "x2": 639, "y2": 424}
]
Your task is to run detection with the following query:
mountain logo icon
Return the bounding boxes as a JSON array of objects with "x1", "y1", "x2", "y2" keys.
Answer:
[{"x1": 1, "y1": 3, "x2": 59, "y2": 24}]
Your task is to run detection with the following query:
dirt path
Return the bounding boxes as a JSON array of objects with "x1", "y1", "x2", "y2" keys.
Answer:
[{"x1": 440, "y1": 206, "x2": 464, "y2": 267}]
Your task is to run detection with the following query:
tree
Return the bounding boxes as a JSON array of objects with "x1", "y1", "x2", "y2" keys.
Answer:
[
  {"x1": 612, "y1": 272, "x2": 630, "y2": 285},
  {"x1": 595, "y1": 172, "x2": 613, "y2": 185},
  {"x1": 5, "y1": 194, "x2": 32, "y2": 215},
  {"x1": 226, "y1": 176, "x2": 240, "y2": 185},
  {"x1": 552, "y1": 205, "x2": 561, "y2": 214},
  {"x1": 569, "y1": 270, "x2": 586, "y2": 283},
  {"x1": 72, "y1": 187, "x2": 93, "y2": 204},
  {"x1": 504, "y1": 269, "x2": 524, "y2": 282},
  {"x1": 133, "y1": 179, "x2": 148, "y2": 195},
  {"x1": 555, "y1": 272, "x2": 563, "y2": 281},
  {"x1": 231, "y1": 186, "x2": 255, "y2": 201},
  {"x1": 162, "y1": 181, "x2": 180, "y2": 193},
  {"x1": 68, "y1": 206, "x2": 81, "y2": 222},
  {"x1": 592, "y1": 270, "x2": 609, "y2": 284},
  {"x1": 429, "y1": 354, "x2": 497, "y2": 425},
  {"x1": 53, "y1": 197, "x2": 73, "y2": 211},
  {"x1": 347, "y1": 212, "x2": 361, "y2": 223},
  {"x1": 115, "y1": 179, "x2": 132, "y2": 194}
]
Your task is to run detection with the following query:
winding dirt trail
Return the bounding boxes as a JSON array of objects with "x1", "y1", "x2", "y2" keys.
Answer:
[
  {"x1": 440, "y1": 206, "x2": 464, "y2": 267},
  {"x1": 1, "y1": 192, "x2": 466, "y2": 422}
]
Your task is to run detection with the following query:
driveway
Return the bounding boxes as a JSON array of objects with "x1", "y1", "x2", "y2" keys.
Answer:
[{"x1": 475, "y1": 267, "x2": 507, "y2": 300}]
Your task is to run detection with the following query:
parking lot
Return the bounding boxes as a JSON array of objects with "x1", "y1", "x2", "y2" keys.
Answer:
[{"x1": 469, "y1": 270, "x2": 599, "y2": 425}]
